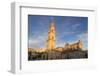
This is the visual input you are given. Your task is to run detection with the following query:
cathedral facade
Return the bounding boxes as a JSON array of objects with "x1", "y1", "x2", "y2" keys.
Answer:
[{"x1": 64, "y1": 40, "x2": 83, "y2": 51}]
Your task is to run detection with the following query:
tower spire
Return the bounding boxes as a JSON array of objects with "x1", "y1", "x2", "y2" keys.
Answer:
[{"x1": 46, "y1": 21, "x2": 55, "y2": 51}]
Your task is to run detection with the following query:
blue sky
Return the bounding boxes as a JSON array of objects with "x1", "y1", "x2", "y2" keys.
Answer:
[{"x1": 28, "y1": 15, "x2": 88, "y2": 50}]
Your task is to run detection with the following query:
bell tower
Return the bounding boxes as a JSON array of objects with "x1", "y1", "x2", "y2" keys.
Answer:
[{"x1": 46, "y1": 21, "x2": 55, "y2": 51}]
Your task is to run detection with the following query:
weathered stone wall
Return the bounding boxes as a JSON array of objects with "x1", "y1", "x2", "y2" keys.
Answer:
[{"x1": 28, "y1": 50, "x2": 88, "y2": 60}]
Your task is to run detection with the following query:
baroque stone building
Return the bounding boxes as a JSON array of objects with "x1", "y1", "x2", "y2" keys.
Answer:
[
  {"x1": 64, "y1": 40, "x2": 83, "y2": 51},
  {"x1": 46, "y1": 21, "x2": 55, "y2": 51}
]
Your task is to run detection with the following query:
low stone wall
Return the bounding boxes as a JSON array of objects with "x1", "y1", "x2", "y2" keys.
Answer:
[{"x1": 28, "y1": 50, "x2": 88, "y2": 60}]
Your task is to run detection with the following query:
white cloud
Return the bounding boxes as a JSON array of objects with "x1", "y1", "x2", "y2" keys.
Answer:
[
  {"x1": 56, "y1": 41, "x2": 65, "y2": 47},
  {"x1": 57, "y1": 23, "x2": 80, "y2": 39},
  {"x1": 70, "y1": 23, "x2": 81, "y2": 31},
  {"x1": 63, "y1": 31, "x2": 75, "y2": 36},
  {"x1": 29, "y1": 39, "x2": 40, "y2": 45},
  {"x1": 28, "y1": 32, "x2": 47, "y2": 48},
  {"x1": 77, "y1": 32, "x2": 88, "y2": 41},
  {"x1": 72, "y1": 23, "x2": 80, "y2": 29}
]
